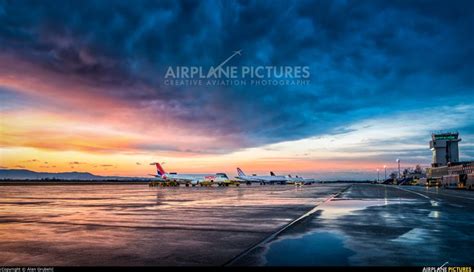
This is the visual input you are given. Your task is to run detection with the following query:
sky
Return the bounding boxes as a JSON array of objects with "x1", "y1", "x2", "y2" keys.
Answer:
[{"x1": 0, "y1": 0, "x2": 473, "y2": 180}]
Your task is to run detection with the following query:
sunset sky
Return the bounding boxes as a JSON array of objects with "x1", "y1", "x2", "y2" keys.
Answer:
[{"x1": 1, "y1": 0, "x2": 473, "y2": 179}]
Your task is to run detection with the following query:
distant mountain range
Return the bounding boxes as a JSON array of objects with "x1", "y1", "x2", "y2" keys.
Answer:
[{"x1": 0, "y1": 169, "x2": 148, "y2": 180}]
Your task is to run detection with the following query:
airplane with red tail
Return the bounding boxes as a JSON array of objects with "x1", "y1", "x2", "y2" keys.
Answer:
[{"x1": 149, "y1": 162, "x2": 234, "y2": 186}]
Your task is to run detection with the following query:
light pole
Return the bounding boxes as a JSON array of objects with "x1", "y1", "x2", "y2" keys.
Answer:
[
  {"x1": 396, "y1": 158, "x2": 401, "y2": 179},
  {"x1": 377, "y1": 168, "x2": 380, "y2": 183},
  {"x1": 384, "y1": 165, "x2": 387, "y2": 180}
]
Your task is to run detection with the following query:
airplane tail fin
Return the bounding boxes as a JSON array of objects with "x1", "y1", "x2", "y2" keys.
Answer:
[
  {"x1": 270, "y1": 171, "x2": 276, "y2": 176},
  {"x1": 237, "y1": 167, "x2": 246, "y2": 177},
  {"x1": 151, "y1": 162, "x2": 167, "y2": 178}
]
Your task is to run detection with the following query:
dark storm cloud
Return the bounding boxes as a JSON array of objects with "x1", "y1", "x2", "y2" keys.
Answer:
[{"x1": 0, "y1": 0, "x2": 473, "y2": 150}]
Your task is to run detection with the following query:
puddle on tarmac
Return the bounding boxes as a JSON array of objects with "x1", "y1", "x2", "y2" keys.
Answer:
[
  {"x1": 319, "y1": 198, "x2": 423, "y2": 220},
  {"x1": 261, "y1": 197, "x2": 425, "y2": 266},
  {"x1": 263, "y1": 230, "x2": 354, "y2": 266}
]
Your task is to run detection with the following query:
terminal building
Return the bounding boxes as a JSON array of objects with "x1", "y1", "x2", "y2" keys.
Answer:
[
  {"x1": 430, "y1": 132, "x2": 461, "y2": 167},
  {"x1": 427, "y1": 132, "x2": 473, "y2": 179}
]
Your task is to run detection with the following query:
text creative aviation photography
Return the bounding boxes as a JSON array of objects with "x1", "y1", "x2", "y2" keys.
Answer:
[{"x1": 0, "y1": 0, "x2": 473, "y2": 271}]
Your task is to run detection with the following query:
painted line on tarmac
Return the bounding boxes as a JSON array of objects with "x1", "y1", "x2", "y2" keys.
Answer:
[
  {"x1": 389, "y1": 184, "x2": 472, "y2": 208},
  {"x1": 424, "y1": 191, "x2": 474, "y2": 201},
  {"x1": 401, "y1": 186, "x2": 474, "y2": 201},
  {"x1": 390, "y1": 185, "x2": 431, "y2": 200},
  {"x1": 222, "y1": 184, "x2": 352, "y2": 266},
  {"x1": 390, "y1": 186, "x2": 467, "y2": 209},
  {"x1": 380, "y1": 185, "x2": 449, "y2": 209}
]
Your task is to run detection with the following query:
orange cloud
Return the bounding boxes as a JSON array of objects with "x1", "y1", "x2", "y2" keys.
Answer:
[{"x1": 0, "y1": 53, "x2": 247, "y2": 156}]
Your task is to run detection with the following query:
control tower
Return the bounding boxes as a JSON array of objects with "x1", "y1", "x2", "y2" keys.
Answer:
[{"x1": 430, "y1": 132, "x2": 461, "y2": 167}]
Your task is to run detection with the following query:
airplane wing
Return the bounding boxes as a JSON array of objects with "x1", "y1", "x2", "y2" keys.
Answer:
[
  {"x1": 235, "y1": 176, "x2": 265, "y2": 182},
  {"x1": 235, "y1": 176, "x2": 254, "y2": 181},
  {"x1": 148, "y1": 174, "x2": 166, "y2": 182}
]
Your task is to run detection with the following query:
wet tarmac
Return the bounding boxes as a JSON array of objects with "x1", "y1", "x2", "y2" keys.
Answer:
[
  {"x1": 0, "y1": 183, "x2": 347, "y2": 266},
  {"x1": 232, "y1": 184, "x2": 474, "y2": 266}
]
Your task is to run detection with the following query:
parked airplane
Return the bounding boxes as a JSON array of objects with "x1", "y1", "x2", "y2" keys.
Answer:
[
  {"x1": 235, "y1": 167, "x2": 287, "y2": 185},
  {"x1": 285, "y1": 174, "x2": 316, "y2": 185},
  {"x1": 150, "y1": 162, "x2": 234, "y2": 186},
  {"x1": 285, "y1": 174, "x2": 305, "y2": 184}
]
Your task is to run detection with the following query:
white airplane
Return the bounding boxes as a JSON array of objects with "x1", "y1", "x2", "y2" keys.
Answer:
[
  {"x1": 286, "y1": 174, "x2": 316, "y2": 185},
  {"x1": 150, "y1": 162, "x2": 233, "y2": 186},
  {"x1": 286, "y1": 174, "x2": 305, "y2": 184},
  {"x1": 235, "y1": 167, "x2": 287, "y2": 185}
]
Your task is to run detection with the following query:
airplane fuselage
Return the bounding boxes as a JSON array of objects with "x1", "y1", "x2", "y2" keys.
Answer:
[
  {"x1": 236, "y1": 175, "x2": 287, "y2": 184},
  {"x1": 165, "y1": 173, "x2": 230, "y2": 185}
]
